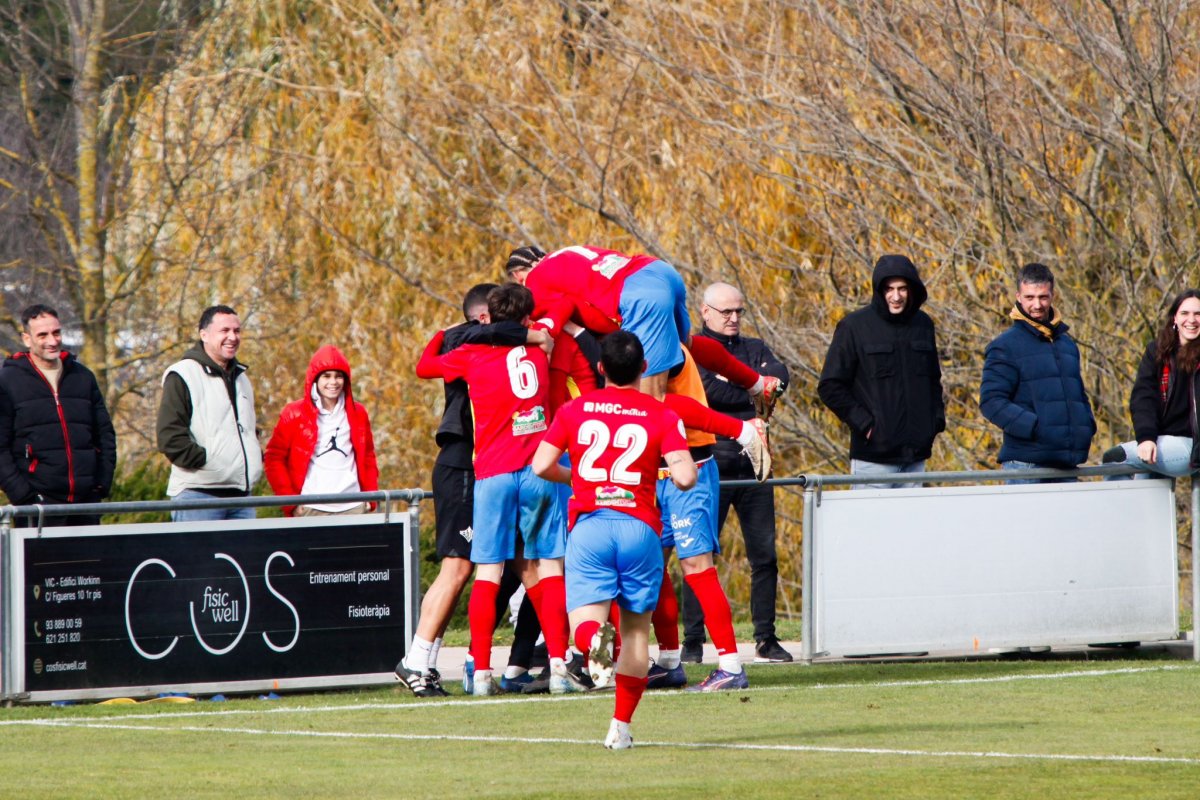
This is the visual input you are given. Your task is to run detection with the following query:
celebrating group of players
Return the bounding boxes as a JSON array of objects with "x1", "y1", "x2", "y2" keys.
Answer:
[{"x1": 395, "y1": 245, "x2": 783, "y2": 750}]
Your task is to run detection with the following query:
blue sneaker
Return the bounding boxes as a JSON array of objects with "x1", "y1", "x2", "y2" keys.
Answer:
[
  {"x1": 499, "y1": 672, "x2": 534, "y2": 692},
  {"x1": 686, "y1": 668, "x2": 749, "y2": 692},
  {"x1": 645, "y1": 661, "x2": 687, "y2": 689},
  {"x1": 462, "y1": 657, "x2": 475, "y2": 695}
]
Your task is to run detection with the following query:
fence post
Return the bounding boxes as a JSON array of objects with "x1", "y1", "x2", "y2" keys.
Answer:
[
  {"x1": 801, "y1": 480, "x2": 816, "y2": 665},
  {"x1": 1192, "y1": 480, "x2": 1199, "y2": 663}
]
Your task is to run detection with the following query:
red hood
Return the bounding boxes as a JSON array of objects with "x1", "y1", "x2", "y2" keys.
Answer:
[{"x1": 305, "y1": 345, "x2": 354, "y2": 405}]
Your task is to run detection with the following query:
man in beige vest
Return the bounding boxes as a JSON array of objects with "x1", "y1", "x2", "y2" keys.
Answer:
[{"x1": 156, "y1": 305, "x2": 262, "y2": 522}]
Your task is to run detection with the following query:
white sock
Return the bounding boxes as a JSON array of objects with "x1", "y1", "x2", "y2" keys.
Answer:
[
  {"x1": 429, "y1": 637, "x2": 443, "y2": 670},
  {"x1": 503, "y1": 665, "x2": 528, "y2": 680},
  {"x1": 550, "y1": 656, "x2": 566, "y2": 673},
  {"x1": 406, "y1": 635, "x2": 434, "y2": 673},
  {"x1": 658, "y1": 648, "x2": 681, "y2": 669},
  {"x1": 718, "y1": 653, "x2": 743, "y2": 674},
  {"x1": 736, "y1": 421, "x2": 756, "y2": 446}
]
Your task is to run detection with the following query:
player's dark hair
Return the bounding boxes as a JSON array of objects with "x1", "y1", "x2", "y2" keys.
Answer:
[
  {"x1": 1017, "y1": 263, "x2": 1055, "y2": 290},
  {"x1": 20, "y1": 304, "x2": 59, "y2": 330},
  {"x1": 505, "y1": 245, "x2": 546, "y2": 275},
  {"x1": 487, "y1": 283, "x2": 535, "y2": 323},
  {"x1": 199, "y1": 304, "x2": 238, "y2": 330},
  {"x1": 600, "y1": 330, "x2": 645, "y2": 386},
  {"x1": 463, "y1": 283, "x2": 498, "y2": 321}
]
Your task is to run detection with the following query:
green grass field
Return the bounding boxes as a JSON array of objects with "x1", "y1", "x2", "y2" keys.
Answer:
[{"x1": 3, "y1": 654, "x2": 1198, "y2": 799}]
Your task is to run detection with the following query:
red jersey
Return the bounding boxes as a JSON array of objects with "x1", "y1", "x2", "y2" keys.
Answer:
[
  {"x1": 525, "y1": 245, "x2": 657, "y2": 335},
  {"x1": 418, "y1": 337, "x2": 550, "y2": 479},
  {"x1": 548, "y1": 333, "x2": 598, "y2": 414},
  {"x1": 542, "y1": 387, "x2": 688, "y2": 533}
]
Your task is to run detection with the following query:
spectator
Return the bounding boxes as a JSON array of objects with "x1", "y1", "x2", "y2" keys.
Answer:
[
  {"x1": 818, "y1": 255, "x2": 945, "y2": 488},
  {"x1": 1102, "y1": 288, "x2": 1200, "y2": 478},
  {"x1": 264, "y1": 345, "x2": 379, "y2": 515},
  {"x1": 0, "y1": 304, "x2": 116, "y2": 526},
  {"x1": 687, "y1": 281, "x2": 793, "y2": 664},
  {"x1": 980, "y1": 263, "x2": 1095, "y2": 483},
  {"x1": 157, "y1": 305, "x2": 263, "y2": 521}
]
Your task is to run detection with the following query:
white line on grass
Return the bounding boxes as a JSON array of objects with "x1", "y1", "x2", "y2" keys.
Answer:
[
  {"x1": 808, "y1": 664, "x2": 1190, "y2": 690},
  {"x1": 0, "y1": 664, "x2": 1187, "y2": 727},
  {"x1": 9, "y1": 718, "x2": 1200, "y2": 766}
]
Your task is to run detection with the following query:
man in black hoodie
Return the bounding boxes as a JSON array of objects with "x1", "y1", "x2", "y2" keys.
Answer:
[
  {"x1": 818, "y1": 255, "x2": 945, "y2": 487},
  {"x1": 0, "y1": 304, "x2": 116, "y2": 526}
]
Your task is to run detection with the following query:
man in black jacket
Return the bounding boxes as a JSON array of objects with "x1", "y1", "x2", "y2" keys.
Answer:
[
  {"x1": 818, "y1": 255, "x2": 945, "y2": 488},
  {"x1": 0, "y1": 304, "x2": 117, "y2": 526},
  {"x1": 685, "y1": 282, "x2": 793, "y2": 664}
]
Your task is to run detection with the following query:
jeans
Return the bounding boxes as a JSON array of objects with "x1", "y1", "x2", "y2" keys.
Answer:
[
  {"x1": 1000, "y1": 460, "x2": 1077, "y2": 486},
  {"x1": 1107, "y1": 436, "x2": 1195, "y2": 480},
  {"x1": 170, "y1": 488, "x2": 257, "y2": 522},
  {"x1": 850, "y1": 459, "x2": 927, "y2": 489}
]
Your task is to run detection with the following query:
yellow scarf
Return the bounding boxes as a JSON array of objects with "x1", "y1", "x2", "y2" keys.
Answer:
[{"x1": 1009, "y1": 304, "x2": 1062, "y2": 340}]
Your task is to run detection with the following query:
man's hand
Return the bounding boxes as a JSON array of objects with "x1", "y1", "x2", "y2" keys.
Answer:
[
  {"x1": 527, "y1": 327, "x2": 555, "y2": 356},
  {"x1": 1136, "y1": 440, "x2": 1157, "y2": 464},
  {"x1": 749, "y1": 375, "x2": 785, "y2": 420}
]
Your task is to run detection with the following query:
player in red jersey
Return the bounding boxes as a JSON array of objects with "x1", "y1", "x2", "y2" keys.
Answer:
[
  {"x1": 414, "y1": 283, "x2": 580, "y2": 695},
  {"x1": 533, "y1": 330, "x2": 697, "y2": 750},
  {"x1": 506, "y1": 245, "x2": 784, "y2": 411}
]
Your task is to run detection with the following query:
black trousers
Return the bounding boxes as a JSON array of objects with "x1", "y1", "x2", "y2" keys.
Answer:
[{"x1": 682, "y1": 476, "x2": 779, "y2": 644}]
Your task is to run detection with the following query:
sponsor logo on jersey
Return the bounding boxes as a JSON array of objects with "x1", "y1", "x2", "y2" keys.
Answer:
[
  {"x1": 582, "y1": 400, "x2": 648, "y2": 417},
  {"x1": 511, "y1": 405, "x2": 548, "y2": 436},
  {"x1": 591, "y1": 254, "x2": 632, "y2": 279},
  {"x1": 595, "y1": 485, "x2": 636, "y2": 507}
]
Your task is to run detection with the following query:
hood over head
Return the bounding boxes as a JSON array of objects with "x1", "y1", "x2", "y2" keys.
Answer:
[
  {"x1": 305, "y1": 345, "x2": 354, "y2": 405},
  {"x1": 871, "y1": 254, "x2": 928, "y2": 321}
]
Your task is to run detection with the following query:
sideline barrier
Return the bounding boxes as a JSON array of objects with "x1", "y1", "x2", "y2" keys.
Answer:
[
  {"x1": 788, "y1": 465, "x2": 1199, "y2": 665},
  {"x1": 0, "y1": 490, "x2": 424, "y2": 704}
]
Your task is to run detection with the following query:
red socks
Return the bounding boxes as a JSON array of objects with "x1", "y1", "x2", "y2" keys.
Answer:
[
  {"x1": 532, "y1": 575, "x2": 569, "y2": 661},
  {"x1": 651, "y1": 568, "x2": 681, "y2": 649},
  {"x1": 684, "y1": 568, "x2": 737, "y2": 655},
  {"x1": 467, "y1": 579, "x2": 500, "y2": 670},
  {"x1": 614, "y1": 672, "x2": 647, "y2": 723}
]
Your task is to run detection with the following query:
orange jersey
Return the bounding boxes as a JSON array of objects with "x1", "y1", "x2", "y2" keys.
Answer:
[{"x1": 667, "y1": 348, "x2": 717, "y2": 449}]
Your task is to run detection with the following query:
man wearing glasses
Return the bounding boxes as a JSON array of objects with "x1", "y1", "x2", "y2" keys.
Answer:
[
  {"x1": 685, "y1": 282, "x2": 794, "y2": 664},
  {"x1": 818, "y1": 255, "x2": 946, "y2": 488}
]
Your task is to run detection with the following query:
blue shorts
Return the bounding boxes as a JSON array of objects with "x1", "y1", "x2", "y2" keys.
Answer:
[
  {"x1": 566, "y1": 509, "x2": 664, "y2": 614},
  {"x1": 471, "y1": 465, "x2": 566, "y2": 563},
  {"x1": 658, "y1": 458, "x2": 720, "y2": 558},
  {"x1": 619, "y1": 260, "x2": 690, "y2": 376}
]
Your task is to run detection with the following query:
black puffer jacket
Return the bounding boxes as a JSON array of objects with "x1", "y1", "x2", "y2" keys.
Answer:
[
  {"x1": 0, "y1": 351, "x2": 117, "y2": 504},
  {"x1": 818, "y1": 255, "x2": 946, "y2": 464}
]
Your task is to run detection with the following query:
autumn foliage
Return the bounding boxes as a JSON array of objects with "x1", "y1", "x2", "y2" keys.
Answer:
[{"x1": 49, "y1": 0, "x2": 1200, "y2": 608}]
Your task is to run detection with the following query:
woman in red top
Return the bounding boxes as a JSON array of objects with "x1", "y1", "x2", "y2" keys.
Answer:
[{"x1": 264, "y1": 345, "x2": 379, "y2": 515}]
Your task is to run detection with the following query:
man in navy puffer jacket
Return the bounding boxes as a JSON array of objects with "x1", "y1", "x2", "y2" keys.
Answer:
[{"x1": 980, "y1": 263, "x2": 1095, "y2": 482}]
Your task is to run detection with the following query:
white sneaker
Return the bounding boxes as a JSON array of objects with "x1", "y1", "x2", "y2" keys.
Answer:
[
  {"x1": 587, "y1": 622, "x2": 617, "y2": 689},
  {"x1": 742, "y1": 418, "x2": 772, "y2": 482},
  {"x1": 604, "y1": 718, "x2": 633, "y2": 750},
  {"x1": 549, "y1": 661, "x2": 589, "y2": 694},
  {"x1": 472, "y1": 669, "x2": 497, "y2": 696}
]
